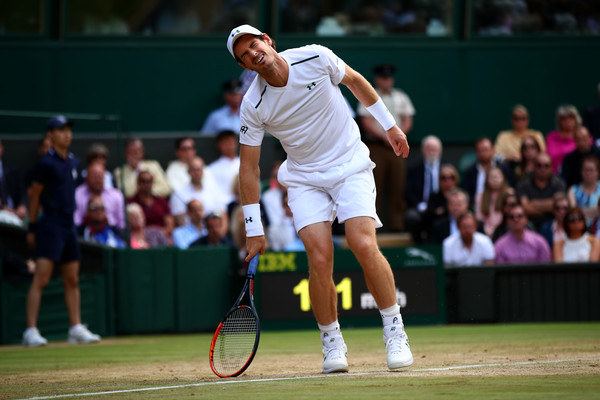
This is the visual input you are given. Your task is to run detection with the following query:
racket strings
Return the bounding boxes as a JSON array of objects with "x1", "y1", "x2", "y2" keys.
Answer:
[{"x1": 212, "y1": 306, "x2": 258, "y2": 375}]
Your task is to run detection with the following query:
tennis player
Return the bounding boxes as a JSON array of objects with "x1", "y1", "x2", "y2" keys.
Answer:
[{"x1": 228, "y1": 25, "x2": 413, "y2": 373}]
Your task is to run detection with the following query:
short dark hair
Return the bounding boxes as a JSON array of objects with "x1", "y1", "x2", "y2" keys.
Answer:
[{"x1": 175, "y1": 136, "x2": 194, "y2": 150}]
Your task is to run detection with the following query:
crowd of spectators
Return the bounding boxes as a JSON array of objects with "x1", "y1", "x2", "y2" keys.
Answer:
[{"x1": 1, "y1": 78, "x2": 600, "y2": 270}]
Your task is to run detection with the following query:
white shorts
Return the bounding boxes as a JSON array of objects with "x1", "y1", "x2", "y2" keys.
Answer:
[{"x1": 284, "y1": 166, "x2": 383, "y2": 232}]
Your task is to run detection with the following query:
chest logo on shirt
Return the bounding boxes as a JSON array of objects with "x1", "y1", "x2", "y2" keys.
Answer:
[{"x1": 307, "y1": 82, "x2": 316, "y2": 91}]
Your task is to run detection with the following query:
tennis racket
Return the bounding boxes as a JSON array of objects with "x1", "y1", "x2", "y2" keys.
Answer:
[{"x1": 209, "y1": 254, "x2": 260, "y2": 378}]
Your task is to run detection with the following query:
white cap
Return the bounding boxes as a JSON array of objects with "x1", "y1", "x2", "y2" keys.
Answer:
[{"x1": 227, "y1": 24, "x2": 263, "y2": 59}]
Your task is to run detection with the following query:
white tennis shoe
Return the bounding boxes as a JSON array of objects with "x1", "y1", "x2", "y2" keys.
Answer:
[
  {"x1": 384, "y1": 326, "x2": 413, "y2": 369},
  {"x1": 68, "y1": 325, "x2": 101, "y2": 344},
  {"x1": 322, "y1": 333, "x2": 349, "y2": 373},
  {"x1": 22, "y1": 327, "x2": 48, "y2": 347}
]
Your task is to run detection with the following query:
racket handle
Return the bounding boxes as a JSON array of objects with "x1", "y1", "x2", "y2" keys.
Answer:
[{"x1": 248, "y1": 254, "x2": 260, "y2": 276}]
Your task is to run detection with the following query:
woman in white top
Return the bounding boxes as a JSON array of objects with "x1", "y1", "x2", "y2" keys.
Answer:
[
  {"x1": 567, "y1": 155, "x2": 600, "y2": 225},
  {"x1": 553, "y1": 207, "x2": 600, "y2": 262}
]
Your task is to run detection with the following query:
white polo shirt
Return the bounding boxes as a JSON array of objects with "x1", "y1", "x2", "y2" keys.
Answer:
[
  {"x1": 443, "y1": 232, "x2": 496, "y2": 267},
  {"x1": 240, "y1": 44, "x2": 369, "y2": 186}
]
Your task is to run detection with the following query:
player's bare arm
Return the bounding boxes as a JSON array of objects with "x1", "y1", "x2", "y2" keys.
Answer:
[
  {"x1": 342, "y1": 65, "x2": 409, "y2": 158},
  {"x1": 239, "y1": 144, "x2": 266, "y2": 261}
]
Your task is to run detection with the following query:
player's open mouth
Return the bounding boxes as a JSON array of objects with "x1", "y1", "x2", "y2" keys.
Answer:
[{"x1": 255, "y1": 55, "x2": 264, "y2": 64}]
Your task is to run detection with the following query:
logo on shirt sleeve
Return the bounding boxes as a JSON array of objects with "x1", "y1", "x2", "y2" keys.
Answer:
[{"x1": 240, "y1": 125, "x2": 248, "y2": 135}]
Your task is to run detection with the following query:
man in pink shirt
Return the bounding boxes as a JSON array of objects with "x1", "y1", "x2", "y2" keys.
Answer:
[{"x1": 495, "y1": 204, "x2": 551, "y2": 264}]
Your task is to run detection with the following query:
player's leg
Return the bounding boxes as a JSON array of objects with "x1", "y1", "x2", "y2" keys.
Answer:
[
  {"x1": 298, "y1": 222, "x2": 336, "y2": 325},
  {"x1": 23, "y1": 257, "x2": 54, "y2": 346},
  {"x1": 336, "y1": 169, "x2": 413, "y2": 369},
  {"x1": 345, "y1": 217, "x2": 413, "y2": 369},
  {"x1": 298, "y1": 221, "x2": 348, "y2": 373},
  {"x1": 345, "y1": 216, "x2": 396, "y2": 308}
]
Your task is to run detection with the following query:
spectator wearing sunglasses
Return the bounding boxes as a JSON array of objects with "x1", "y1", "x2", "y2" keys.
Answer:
[
  {"x1": 553, "y1": 207, "x2": 600, "y2": 262},
  {"x1": 495, "y1": 205, "x2": 551, "y2": 264},
  {"x1": 494, "y1": 104, "x2": 546, "y2": 163},
  {"x1": 79, "y1": 195, "x2": 125, "y2": 249},
  {"x1": 517, "y1": 153, "x2": 566, "y2": 230}
]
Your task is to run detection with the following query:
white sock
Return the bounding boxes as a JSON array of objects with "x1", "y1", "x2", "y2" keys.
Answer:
[
  {"x1": 69, "y1": 324, "x2": 84, "y2": 333},
  {"x1": 380, "y1": 304, "x2": 403, "y2": 329},
  {"x1": 318, "y1": 321, "x2": 343, "y2": 344}
]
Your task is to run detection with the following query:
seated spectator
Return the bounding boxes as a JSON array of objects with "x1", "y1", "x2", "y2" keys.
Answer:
[
  {"x1": 495, "y1": 205, "x2": 551, "y2": 264},
  {"x1": 75, "y1": 162, "x2": 125, "y2": 229},
  {"x1": 475, "y1": 167, "x2": 511, "y2": 237},
  {"x1": 80, "y1": 143, "x2": 115, "y2": 189},
  {"x1": 267, "y1": 190, "x2": 305, "y2": 252},
  {"x1": 114, "y1": 138, "x2": 172, "y2": 198},
  {"x1": 405, "y1": 135, "x2": 443, "y2": 243},
  {"x1": 127, "y1": 170, "x2": 174, "y2": 239},
  {"x1": 494, "y1": 104, "x2": 546, "y2": 162},
  {"x1": 560, "y1": 126, "x2": 600, "y2": 188},
  {"x1": 172, "y1": 199, "x2": 206, "y2": 249},
  {"x1": 169, "y1": 157, "x2": 228, "y2": 228},
  {"x1": 422, "y1": 163, "x2": 459, "y2": 232},
  {"x1": 462, "y1": 137, "x2": 513, "y2": 203},
  {"x1": 0, "y1": 138, "x2": 27, "y2": 221},
  {"x1": 590, "y1": 198, "x2": 600, "y2": 239},
  {"x1": 426, "y1": 188, "x2": 476, "y2": 244},
  {"x1": 546, "y1": 105, "x2": 582, "y2": 174},
  {"x1": 79, "y1": 195, "x2": 126, "y2": 248},
  {"x1": 126, "y1": 203, "x2": 169, "y2": 249},
  {"x1": 553, "y1": 207, "x2": 600, "y2": 262},
  {"x1": 261, "y1": 161, "x2": 286, "y2": 229},
  {"x1": 443, "y1": 212, "x2": 495, "y2": 267},
  {"x1": 165, "y1": 137, "x2": 197, "y2": 192},
  {"x1": 567, "y1": 155, "x2": 600, "y2": 225},
  {"x1": 206, "y1": 130, "x2": 240, "y2": 205},
  {"x1": 517, "y1": 153, "x2": 566, "y2": 230},
  {"x1": 200, "y1": 79, "x2": 243, "y2": 136},
  {"x1": 504, "y1": 135, "x2": 542, "y2": 185},
  {"x1": 190, "y1": 211, "x2": 235, "y2": 247},
  {"x1": 540, "y1": 192, "x2": 569, "y2": 250}
]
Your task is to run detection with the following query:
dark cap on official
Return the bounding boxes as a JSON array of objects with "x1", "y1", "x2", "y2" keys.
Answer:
[
  {"x1": 222, "y1": 79, "x2": 243, "y2": 93},
  {"x1": 46, "y1": 115, "x2": 73, "y2": 131},
  {"x1": 373, "y1": 64, "x2": 396, "y2": 77}
]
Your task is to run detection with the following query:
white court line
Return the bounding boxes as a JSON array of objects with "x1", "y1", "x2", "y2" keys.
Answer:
[{"x1": 16, "y1": 357, "x2": 599, "y2": 400}]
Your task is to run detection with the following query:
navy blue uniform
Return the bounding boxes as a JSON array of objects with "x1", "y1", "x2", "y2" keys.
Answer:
[{"x1": 32, "y1": 149, "x2": 81, "y2": 262}]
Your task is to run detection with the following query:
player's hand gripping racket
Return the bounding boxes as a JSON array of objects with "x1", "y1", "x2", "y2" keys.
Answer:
[{"x1": 209, "y1": 254, "x2": 260, "y2": 378}]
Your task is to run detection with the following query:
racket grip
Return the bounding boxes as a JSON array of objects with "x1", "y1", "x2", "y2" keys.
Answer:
[{"x1": 248, "y1": 254, "x2": 259, "y2": 275}]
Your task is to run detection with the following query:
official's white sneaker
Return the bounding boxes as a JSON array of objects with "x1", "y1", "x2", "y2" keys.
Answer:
[
  {"x1": 22, "y1": 328, "x2": 48, "y2": 347},
  {"x1": 322, "y1": 333, "x2": 349, "y2": 373},
  {"x1": 384, "y1": 327, "x2": 413, "y2": 369},
  {"x1": 68, "y1": 325, "x2": 101, "y2": 344}
]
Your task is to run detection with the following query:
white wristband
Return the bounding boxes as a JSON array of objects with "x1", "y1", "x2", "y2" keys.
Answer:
[
  {"x1": 366, "y1": 98, "x2": 396, "y2": 131},
  {"x1": 242, "y1": 204, "x2": 264, "y2": 237}
]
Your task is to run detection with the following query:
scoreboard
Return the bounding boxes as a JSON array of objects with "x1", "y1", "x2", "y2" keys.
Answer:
[{"x1": 253, "y1": 246, "x2": 446, "y2": 329}]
